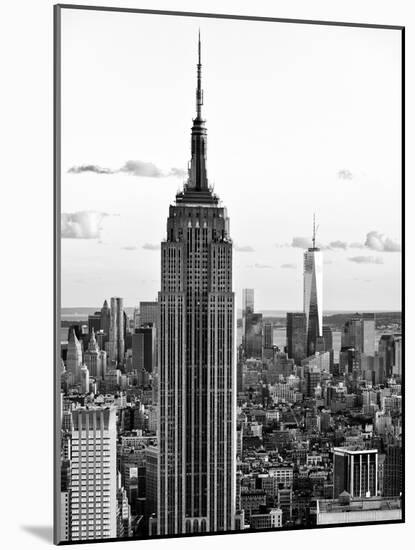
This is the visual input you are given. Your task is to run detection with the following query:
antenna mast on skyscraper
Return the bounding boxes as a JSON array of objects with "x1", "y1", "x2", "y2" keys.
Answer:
[{"x1": 312, "y1": 213, "x2": 319, "y2": 249}]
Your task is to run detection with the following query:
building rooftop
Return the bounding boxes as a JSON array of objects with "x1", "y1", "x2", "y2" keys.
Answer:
[{"x1": 317, "y1": 496, "x2": 401, "y2": 514}]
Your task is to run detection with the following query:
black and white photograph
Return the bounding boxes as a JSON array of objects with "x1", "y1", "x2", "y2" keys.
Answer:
[{"x1": 54, "y1": 5, "x2": 403, "y2": 545}]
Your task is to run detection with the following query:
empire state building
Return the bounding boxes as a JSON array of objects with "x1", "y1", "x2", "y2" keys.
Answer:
[{"x1": 156, "y1": 35, "x2": 236, "y2": 535}]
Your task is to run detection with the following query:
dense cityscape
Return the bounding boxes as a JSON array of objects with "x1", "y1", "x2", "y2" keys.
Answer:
[{"x1": 58, "y1": 36, "x2": 403, "y2": 542}]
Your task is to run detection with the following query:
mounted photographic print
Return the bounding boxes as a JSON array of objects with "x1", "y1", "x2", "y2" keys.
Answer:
[{"x1": 54, "y1": 5, "x2": 404, "y2": 545}]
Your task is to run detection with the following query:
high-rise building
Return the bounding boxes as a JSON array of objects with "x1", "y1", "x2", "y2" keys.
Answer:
[
  {"x1": 242, "y1": 289, "x2": 254, "y2": 348},
  {"x1": 157, "y1": 35, "x2": 236, "y2": 535},
  {"x1": 244, "y1": 312, "x2": 263, "y2": 359},
  {"x1": 263, "y1": 322, "x2": 273, "y2": 348},
  {"x1": 383, "y1": 444, "x2": 403, "y2": 497},
  {"x1": 84, "y1": 328, "x2": 106, "y2": 380},
  {"x1": 362, "y1": 313, "x2": 376, "y2": 355},
  {"x1": 133, "y1": 307, "x2": 141, "y2": 329},
  {"x1": 303, "y1": 218, "x2": 323, "y2": 356},
  {"x1": 139, "y1": 301, "x2": 159, "y2": 327},
  {"x1": 88, "y1": 311, "x2": 101, "y2": 334},
  {"x1": 393, "y1": 335, "x2": 402, "y2": 378},
  {"x1": 109, "y1": 297, "x2": 125, "y2": 365},
  {"x1": 341, "y1": 313, "x2": 375, "y2": 356},
  {"x1": 145, "y1": 446, "x2": 158, "y2": 519},
  {"x1": 132, "y1": 326, "x2": 156, "y2": 386},
  {"x1": 286, "y1": 312, "x2": 307, "y2": 365},
  {"x1": 69, "y1": 408, "x2": 117, "y2": 541},
  {"x1": 378, "y1": 335, "x2": 396, "y2": 379},
  {"x1": 80, "y1": 363, "x2": 90, "y2": 394},
  {"x1": 100, "y1": 299, "x2": 111, "y2": 339},
  {"x1": 333, "y1": 447, "x2": 378, "y2": 498},
  {"x1": 241, "y1": 289, "x2": 263, "y2": 358},
  {"x1": 66, "y1": 326, "x2": 83, "y2": 384},
  {"x1": 322, "y1": 325, "x2": 333, "y2": 351}
]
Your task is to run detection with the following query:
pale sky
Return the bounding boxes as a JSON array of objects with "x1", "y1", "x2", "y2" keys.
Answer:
[{"x1": 60, "y1": 8, "x2": 402, "y2": 311}]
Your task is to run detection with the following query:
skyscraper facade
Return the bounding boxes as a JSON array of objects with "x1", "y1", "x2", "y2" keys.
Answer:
[
  {"x1": 242, "y1": 288, "x2": 254, "y2": 348},
  {"x1": 70, "y1": 408, "x2": 117, "y2": 541},
  {"x1": 66, "y1": 326, "x2": 83, "y2": 384},
  {"x1": 303, "y1": 226, "x2": 323, "y2": 357},
  {"x1": 341, "y1": 313, "x2": 375, "y2": 356},
  {"x1": 132, "y1": 325, "x2": 156, "y2": 386},
  {"x1": 139, "y1": 301, "x2": 159, "y2": 327},
  {"x1": 109, "y1": 297, "x2": 125, "y2": 365},
  {"x1": 286, "y1": 312, "x2": 307, "y2": 365},
  {"x1": 84, "y1": 328, "x2": 106, "y2": 380},
  {"x1": 378, "y1": 334, "x2": 396, "y2": 379},
  {"x1": 263, "y1": 322, "x2": 273, "y2": 349},
  {"x1": 241, "y1": 289, "x2": 263, "y2": 358},
  {"x1": 100, "y1": 299, "x2": 111, "y2": 340},
  {"x1": 333, "y1": 447, "x2": 378, "y2": 498},
  {"x1": 157, "y1": 36, "x2": 236, "y2": 536}
]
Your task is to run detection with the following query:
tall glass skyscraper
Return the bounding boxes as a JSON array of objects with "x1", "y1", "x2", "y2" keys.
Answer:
[
  {"x1": 303, "y1": 220, "x2": 323, "y2": 356},
  {"x1": 109, "y1": 297, "x2": 125, "y2": 365},
  {"x1": 157, "y1": 35, "x2": 236, "y2": 535}
]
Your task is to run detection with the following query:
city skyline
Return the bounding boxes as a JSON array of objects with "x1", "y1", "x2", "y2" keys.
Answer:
[
  {"x1": 57, "y1": 7, "x2": 403, "y2": 545},
  {"x1": 60, "y1": 10, "x2": 401, "y2": 311}
]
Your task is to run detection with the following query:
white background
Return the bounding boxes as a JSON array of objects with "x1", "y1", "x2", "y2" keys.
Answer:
[{"x1": 0, "y1": 0, "x2": 412, "y2": 549}]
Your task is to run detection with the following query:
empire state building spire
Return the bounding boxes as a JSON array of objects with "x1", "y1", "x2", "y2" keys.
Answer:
[
  {"x1": 196, "y1": 30, "x2": 203, "y2": 119},
  {"x1": 186, "y1": 32, "x2": 209, "y2": 192}
]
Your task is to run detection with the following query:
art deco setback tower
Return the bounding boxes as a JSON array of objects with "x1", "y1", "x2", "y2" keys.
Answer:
[
  {"x1": 157, "y1": 35, "x2": 236, "y2": 536},
  {"x1": 303, "y1": 217, "x2": 323, "y2": 356}
]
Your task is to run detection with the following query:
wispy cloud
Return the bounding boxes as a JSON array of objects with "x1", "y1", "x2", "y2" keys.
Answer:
[
  {"x1": 349, "y1": 256, "x2": 383, "y2": 265},
  {"x1": 121, "y1": 245, "x2": 138, "y2": 251},
  {"x1": 168, "y1": 167, "x2": 187, "y2": 178},
  {"x1": 281, "y1": 263, "x2": 296, "y2": 269},
  {"x1": 235, "y1": 244, "x2": 255, "y2": 252},
  {"x1": 68, "y1": 165, "x2": 114, "y2": 175},
  {"x1": 338, "y1": 169, "x2": 353, "y2": 180},
  {"x1": 329, "y1": 240, "x2": 348, "y2": 250},
  {"x1": 68, "y1": 160, "x2": 186, "y2": 179},
  {"x1": 350, "y1": 242, "x2": 365, "y2": 249},
  {"x1": 246, "y1": 263, "x2": 273, "y2": 269},
  {"x1": 291, "y1": 237, "x2": 313, "y2": 249},
  {"x1": 61, "y1": 211, "x2": 109, "y2": 239},
  {"x1": 142, "y1": 243, "x2": 160, "y2": 251},
  {"x1": 291, "y1": 237, "x2": 329, "y2": 250},
  {"x1": 364, "y1": 231, "x2": 401, "y2": 252}
]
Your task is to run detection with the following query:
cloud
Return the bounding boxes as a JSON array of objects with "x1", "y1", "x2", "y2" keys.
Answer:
[
  {"x1": 291, "y1": 237, "x2": 329, "y2": 250},
  {"x1": 119, "y1": 160, "x2": 165, "y2": 178},
  {"x1": 254, "y1": 263, "x2": 273, "y2": 269},
  {"x1": 291, "y1": 237, "x2": 313, "y2": 249},
  {"x1": 235, "y1": 245, "x2": 255, "y2": 252},
  {"x1": 281, "y1": 263, "x2": 296, "y2": 269},
  {"x1": 338, "y1": 169, "x2": 353, "y2": 180},
  {"x1": 121, "y1": 245, "x2": 137, "y2": 251},
  {"x1": 349, "y1": 256, "x2": 383, "y2": 265},
  {"x1": 68, "y1": 164, "x2": 114, "y2": 175},
  {"x1": 68, "y1": 160, "x2": 186, "y2": 179},
  {"x1": 350, "y1": 242, "x2": 365, "y2": 249},
  {"x1": 168, "y1": 167, "x2": 187, "y2": 178},
  {"x1": 61, "y1": 211, "x2": 109, "y2": 239},
  {"x1": 364, "y1": 231, "x2": 401, "y2": 252},
  {"x1": 142, "y1": 243, "x2": 161, "y2": 251},
  {"x1": 329, "y1": 240, "x2": 348, "y2": 250}
]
